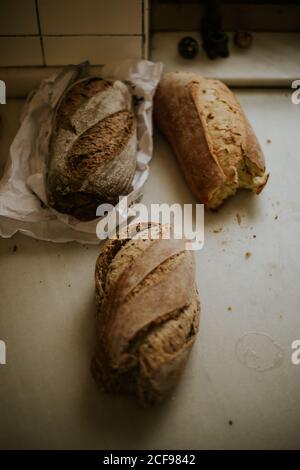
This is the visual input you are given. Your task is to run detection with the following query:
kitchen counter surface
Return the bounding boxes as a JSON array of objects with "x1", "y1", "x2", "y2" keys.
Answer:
[
  {"x1": 151, "y1": 32, "x2": 300, "y2": 86},
  {"x1": 0, "y1": 87, "x2": 300, "y2": 449}
]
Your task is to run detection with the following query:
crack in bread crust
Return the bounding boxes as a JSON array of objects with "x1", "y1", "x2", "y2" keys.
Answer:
[
  {"x1": 47, "y1": 77, "x2": 137, "y2": 220},
  {"x1": 92, "y1": 223, "x2": 200, "y2": 406}
]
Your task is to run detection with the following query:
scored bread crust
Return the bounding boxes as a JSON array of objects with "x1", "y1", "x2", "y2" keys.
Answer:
[
  {"x1": 92, "y1": 223, "x2": 200, "y2": 406},
  {"x1": 47, "y1": 77, "x2": 137, "y2": 221},
  {"x1": 154, "y1": 72, "x2": 269, "y2": 209}
]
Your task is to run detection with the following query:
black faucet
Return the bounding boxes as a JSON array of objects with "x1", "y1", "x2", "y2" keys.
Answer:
[{"x1": 201, "y1": 0, "x2": 229, "y2": 59}]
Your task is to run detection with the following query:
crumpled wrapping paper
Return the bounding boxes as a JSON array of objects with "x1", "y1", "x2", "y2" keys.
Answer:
[{"x1": 0, "y1": 60, "x2": 163, "y2": 243}]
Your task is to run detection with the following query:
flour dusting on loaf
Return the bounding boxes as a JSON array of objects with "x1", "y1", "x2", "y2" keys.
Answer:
[
  {"x1": 92, "y1": 223, "x2": 200, "y2": 406},
  {"x1": 47, "y1": 77, "x2": 137, "y2": 220}
]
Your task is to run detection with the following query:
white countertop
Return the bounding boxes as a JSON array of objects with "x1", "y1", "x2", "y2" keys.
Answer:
[
  {"x1": 0, "y1": 86, "x2": 300, "y2": 449},
  {"x1": 151, "y1": 32, "x2": 300, "y2": 86}
]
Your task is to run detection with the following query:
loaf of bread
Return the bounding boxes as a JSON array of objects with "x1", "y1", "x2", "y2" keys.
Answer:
[
  {"x1": 154, "y1": 72, "x2": 269, "y2": 209},
  {"x1": 47, "y1": 77, "x2": 137, "y2": 220},
  {"x1": 91, "y1": 224, "x2": 200, "y2": 406}
]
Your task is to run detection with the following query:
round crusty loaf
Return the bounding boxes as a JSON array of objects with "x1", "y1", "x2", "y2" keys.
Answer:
[
  {"x1": 154, "y1": 72, "x2": 269, "y2": 209},
  {"x1": 47, "y1": 77, "x2": 137, "y2": 220},
  {"x1": 91, "y1": 224, "x2": 200, "y2": 406}
]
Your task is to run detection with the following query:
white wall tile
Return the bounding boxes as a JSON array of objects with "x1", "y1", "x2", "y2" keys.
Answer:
[
  {"x1": 0, "y1": 0, "x2": 39, "y2": 35},
  {"x1": 38, "y1": 0, "x2": 142, "y2": 35},
  {"x1": 0, "y1": 37, "x2": 43, "y2": 66},
  {"x1": 43, "y1": 36, "x2": 142, "y2": 65}
]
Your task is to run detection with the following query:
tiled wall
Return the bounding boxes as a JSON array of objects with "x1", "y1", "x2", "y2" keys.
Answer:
[{"x1": 0, "y1": 0, "x2": 145, "y2": 66}]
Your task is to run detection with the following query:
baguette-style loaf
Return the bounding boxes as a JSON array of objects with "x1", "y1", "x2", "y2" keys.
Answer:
[
  {"x1": 154, "y1": 72, "x2": 269, "y2": 209},
  {"x1": 47, "y1": 77, "x2": 137, "y2": 220},
  {"x1": 92, "y1": 224, "x2": 200, "y2": 406}
]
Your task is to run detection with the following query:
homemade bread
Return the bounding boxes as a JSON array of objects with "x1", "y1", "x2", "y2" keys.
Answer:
[
  {"x1": 47, "y1": 77, "x2": 137, "y2": 220},
  {"x1": 92, "y1": 223, "x2": 200, "y2": 406},
  {"x1": 154, "y1": 72, "x2": 269, "y2": 209}
]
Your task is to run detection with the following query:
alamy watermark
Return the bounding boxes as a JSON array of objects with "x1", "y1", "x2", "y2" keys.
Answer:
[
  {"x1": 291, "y1": 80, "x2": 300, "y2": 104},
  {"x1": 0, "y1": 340, "x2": 6, "y2": 365},
  {"x1": 95, "y1": 197, "x2": 204, "y2": 251},
  {"x1": 291, "y1": 340, "x2": 300, "y2": 365},
  {"x1": 0, "y1": 80, "x2": 6, "y2": 104}
]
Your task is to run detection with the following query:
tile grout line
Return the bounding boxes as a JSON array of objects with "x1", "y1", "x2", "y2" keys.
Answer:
[
  {"x1": 0, "y1": 34, "x2": 143, "y2": 38},
  {"x1": 35, "y1": 0, "x2": 46, "y2": 66}
]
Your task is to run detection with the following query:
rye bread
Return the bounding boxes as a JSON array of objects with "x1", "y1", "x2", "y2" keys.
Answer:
[
  {"x1": 47, "y1": 77, "x2": 137, "y2": 220},
  {"x1": 92, "y1": 224, "x2": 200, "y2": 406}
]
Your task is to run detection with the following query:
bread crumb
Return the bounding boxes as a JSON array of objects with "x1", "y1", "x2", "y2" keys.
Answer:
[
  {"x1": 245, "y1": 251, "x2": 252, "y2": 259},
  {"x1": 235, "y1": 213, "x2": 241, "y2": 225},
  {"x1": 68, "y1": 283, "x2": 71, "y2": 287},
  {"x1": 213, "y1": 228, "x2": 223, "y2": 234},
  {"x1": 274, "y1": 215, "x2": 278, "y2": 220},
  {"x1": 267, "y1": 139, "x2": 271, "y2": 143},
  {"x1": 228, "y1": 420, "x2": 233, "y2": 426},
  {"x1": 12, "y1": 245, "x2": 18, "y2": 252},
  {"x1": 227, "y1": 306, "x2": 232, "y2": 312},
  {"x1": 253, "y1": 234, "x2": 256, "y2": 238}
]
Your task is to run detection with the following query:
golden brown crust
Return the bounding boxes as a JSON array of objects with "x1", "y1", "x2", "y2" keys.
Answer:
[
  {"x1": 154, "y1": 73, "x2": 225, "y2": 204},
  {"x1": 92, "y1": 223, "x2": 200, "y2": 406},
  {"x1": 242, "y1": 114, "x2": 266, "y2": 173},
  {"x1": 154, "y1": 72, "x2": 269, "y2": 209}
]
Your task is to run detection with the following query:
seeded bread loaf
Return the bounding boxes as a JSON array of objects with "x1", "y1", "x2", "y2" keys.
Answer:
[
  {"x1": 91, "y1": 224, "x2": 200, "y2": 406},
  {"x1": 47, "y1": 77, "x2": 137, "y2": 220},
  {"x1": 154, "y1": 72, "x2": 269, "y2": 209}
]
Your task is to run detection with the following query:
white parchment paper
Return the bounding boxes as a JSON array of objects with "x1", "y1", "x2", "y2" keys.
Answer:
[{"x1": 0, "y1": 60, "x2": 163, "y2": 243}]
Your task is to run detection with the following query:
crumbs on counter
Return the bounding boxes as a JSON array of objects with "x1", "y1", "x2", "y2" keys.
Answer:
[
  {"x1": 274, "y1": 215, "x2": 278, "y2": 220},
  {"x1": 68, "y1": 283, "x2": 71, "y2": 287},
  {"x1": 227, "y1": 306, "x2": 232, "y2": 312},
  {"x1": 228, "y1": 420, "x2": 233, "y2": 426},
  {"x1": 267, "y1": 139, "x2": 271, "y2": 143},
  {"x1": 253, "y1": 234, "x2": 256, "y2": 238},
  {"x1": 235, "y1": 213, "x2": 242, "y2": 225},
  {"x1": 245, "y1": 251, "x2": 252, "y2": 259}
]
